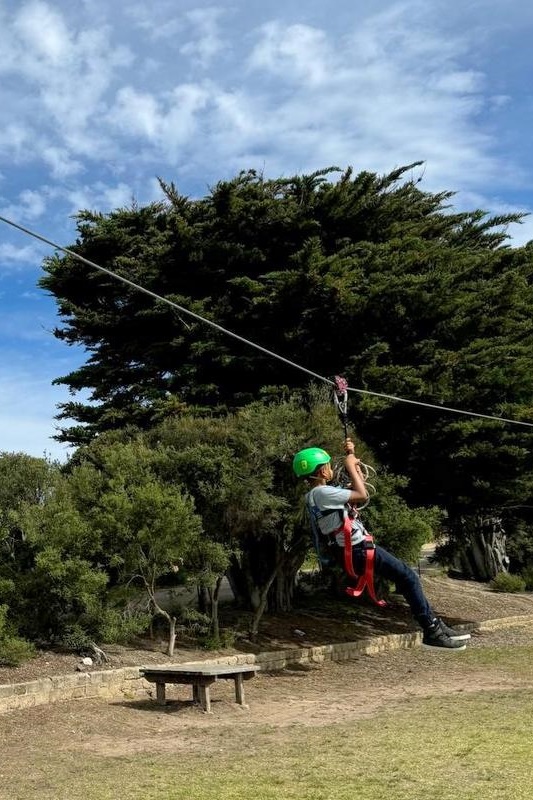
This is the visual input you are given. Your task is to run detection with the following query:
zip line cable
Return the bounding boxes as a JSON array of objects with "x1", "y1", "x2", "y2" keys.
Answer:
[{"x1": 2, "y1": 212, "x2": 533, "y2": 430}]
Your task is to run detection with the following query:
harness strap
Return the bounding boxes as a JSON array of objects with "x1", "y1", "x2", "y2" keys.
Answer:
[
  {"x1": 307, "y1": 490, "x2": 385, "y2": 607},
  {"x1": 306, "y1": 493, "x2": 336, "y2": 567},
  {"x1": 342, "y1": 517, "x2": 386, "y2": 607}
]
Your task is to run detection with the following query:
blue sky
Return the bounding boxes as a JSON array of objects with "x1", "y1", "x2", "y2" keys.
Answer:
[{"x1": 0, "y1": 0, "x2": 532, "y2": 461}]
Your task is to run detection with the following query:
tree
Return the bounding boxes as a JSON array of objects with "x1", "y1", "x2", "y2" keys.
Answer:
[
  {"x1": 0, "y1": 452, "x2": 60, "y2": 560},
  {"x1": 149, "y1": 389, "x2": 441, "y2": 632},
  {"x1": 145, "y1": 400, "x2": 309, "y2": 638},
  {"x1": 63, "y1": 438, "x2": 204, "y2": 655},
  {"x1": 38, "y1": 165, "x2": 533, "y2": 576},
  {"x1": 145, "y1": 418, "x2": 236, "y2": 644},
  {"x1": 8, "y1": 470, "x2": 112, "y2": 648},
  {"x1": 0, "y1": 453, "x2": 66, "y2": 655}
]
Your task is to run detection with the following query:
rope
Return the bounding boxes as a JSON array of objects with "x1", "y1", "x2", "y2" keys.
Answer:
[{"x1": 1, "y1": 213, "x2": 533, "y2": 430}]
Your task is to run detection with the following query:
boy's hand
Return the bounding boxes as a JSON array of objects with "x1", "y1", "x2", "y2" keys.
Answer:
[
  {"x1": 344, "y1": 438, "x2": 362, "y2": 468},
  {"x1": 344, "y1": 437, "x2": 355, "y2": 456}
]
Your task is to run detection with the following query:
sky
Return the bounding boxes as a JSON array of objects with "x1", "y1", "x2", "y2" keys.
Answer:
[{"x1": 0, "y1": 0, "x2": 532, "y2": 461}]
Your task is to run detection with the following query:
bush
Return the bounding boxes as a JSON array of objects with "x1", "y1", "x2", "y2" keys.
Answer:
[
  {"x1": 490, "y1": 572, "x2": 526, "y2": 593},
  {"x1": 57, "y1": 623, "x2": 93, "y2": 653},
  {"x1": 0, "y1": 635, "x2": 35, "y2": 667},
  {"x1": 98, "y1": 608, "x2": 151, "y2": 644},
  {"x1": 0, "y1": 605, "x2": 35, "y2": 666},
  {"x1": 520, "y1": 566, "x2": 533, "y2": 592}
]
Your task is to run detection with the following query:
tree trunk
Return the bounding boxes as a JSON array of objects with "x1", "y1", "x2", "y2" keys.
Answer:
[
  {"x1": 268, "y1": 550, "x2": 305, "y2": 612},
  {"x1": 249, "y1": 563, "x2": 281, "y2": 642},
  {"x1": 452, "y1": 514, "x2": 509, "y2": 581},
  {"x1": 227, "y1": 536, "x2": 308, "y2": 614},
  {"x1": 208, "y1": 575, "x2": 223, "y2": 642},
  {"x1": 142, "y1": 575, "x2": 177, "y2": 656},
  {"x1": 197, "y1": 585, "x2": 209, "y2": 613},
  {"x1": 167, "y1": 615, "x2": 177, "y2": 657},
  {"x1": 226, "y1": 551, "x2": 263, "y2": 611}
]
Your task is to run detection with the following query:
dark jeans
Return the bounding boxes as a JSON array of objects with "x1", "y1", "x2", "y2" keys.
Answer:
[{"x1": 350, "y1": 543, "x2": 435, "y2": 629}]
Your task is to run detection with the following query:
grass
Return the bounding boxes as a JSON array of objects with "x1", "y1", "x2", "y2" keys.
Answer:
[
  {"x1": 5, "y1": 691, "x2": 532, "y2": 800},
  {"x1": 2, "y1": 643, "x2": 533, "y2": 800}
]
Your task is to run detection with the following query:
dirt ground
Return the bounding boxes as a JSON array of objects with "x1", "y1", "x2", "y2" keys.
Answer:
[
  {"x1": 1, "y1": 618, "x2": 533, "y2": 765},
  {"x1": 1, "y1": 575, "x2": 533, "y2": 771},
  {"x1": 2, "y1": 574, "x2": 533, "y2": 686}
]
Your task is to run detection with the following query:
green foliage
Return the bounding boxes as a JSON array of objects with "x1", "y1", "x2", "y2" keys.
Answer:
[
  {"x1": 0, "y1": 454, "x2": 104, "y2": 648},
  {"x1": 490, "y1": 572, "x2": 527, "y2": 593},
  {"x1": 39, "y1": 166, "x2": 533, "y2": 448},
  {"x1": 18, "y1": 162, "x2": 533, "y2": 622},
  {"x1": 520, "y1": 566, "x2": 533, "y2": 592},
  {"x1": 147, "y1": 397, "x2": 312, "y2": 613},
  {"x1": 65, "y1": 438, "x2": 204, "y2": 581},
  {"x1": 96, "y1": 608, "x2": 151, "y2": 645},
  {"x1": 200, "y1": 627, "x2": 237, "y2": 650},
  {"x1": 0, "y1": 452, "x2": 61, "y2": 564},
  {"x1": 0, "y1": 442, "x2": 205, "y2": 648},
  {"x1": 59, "y1": 623, "x2": 93, "y2": 653},
  {"x1": 0, "y1": 604, "x2": 35, "y2": 666},
  {"x1": 176, "y1": 607, "x2": 211, "y2": 637},
  {"x1": 38, "y1": 167, "x2": 533, "y2": 566},
  {"x1": 363, "y1": 471, "x2": 442, "y2": 564}
]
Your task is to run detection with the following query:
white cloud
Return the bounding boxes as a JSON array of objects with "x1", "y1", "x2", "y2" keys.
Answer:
[
  {"x1": 109, "y1": 83, "x2": 211, "y2": 159},
  {"x1": 111, "y1": 88, "x2": 162, "y2": 140},
  {"x1": 432, "y1": 71, "x2": 484, "y2": 94},
  {"x1": 12, "y1": 0, "x2": 71, "y2": 63},
  {"x1": 0, "y1": 241, "x2": 44, "y2": 266},
  {"x1": 42, "y1": 146, "x2": 84, "y2": 180},
  {"x1": 0, "y1": 0, "x2": 532, "y2": 459},
  {"x1": 0, "y1": 368, "x2": 73, "y2": 461},
  {"x1": 125, "y1": 0, "x2": 184, "y2": 41},
  {"x1": 0, "y1": 1, "x2": 133, "y2": 162},
  {"x1": 180, "y1": 8, "x2": 226, "y2": 68},
  {"x1": 249, "y1": 22, "x2": 333, "y2": 86},
  {"x1": 64, "y1": 181, "x2": 136, "y2": 214},
  {"x1": 0, "y1": 186, "x2": 48, "y2": 225},
  {"x1": 17, "y1": 189, "x2": 46, "y2": 219},
  {"x1": 0, "y1": 123, "x2": 33, "y2": 161},
  {"x1": 0, "y1": 0, "x2": 528, "y2": 203}
]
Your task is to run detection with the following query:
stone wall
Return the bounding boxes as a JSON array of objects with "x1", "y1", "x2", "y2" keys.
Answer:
[{"x1": 0, "y1": 630, "x2": 422, "y2": 713}]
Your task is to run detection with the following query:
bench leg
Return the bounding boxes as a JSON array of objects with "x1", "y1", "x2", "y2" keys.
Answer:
[
  {"x1": 234, "y1": 673, "x2": 246, "y2": 706},
  {"x1": 155, "y1": 681, "x2": 166, "y2": 706},
  {"x1": 198, "y1": 684, "x2": 211, "y2": 713}
]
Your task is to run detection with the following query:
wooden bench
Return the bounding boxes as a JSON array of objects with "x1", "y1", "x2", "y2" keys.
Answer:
[{"x1": 140, "y1": 664, "x2": 259, "y2": 713}]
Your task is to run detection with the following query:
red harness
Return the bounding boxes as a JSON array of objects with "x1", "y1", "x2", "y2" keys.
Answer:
[{"x1": 340, "y1": 514, "x2": 386, "y2": 607}]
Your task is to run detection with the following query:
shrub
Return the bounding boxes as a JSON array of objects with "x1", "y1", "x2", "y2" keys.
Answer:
[
  {"x1": 98, "y1": 608, "x2": 151, "y2": 644},
  {"x1": 490, "y1": 572, "x2": 526, "y2": 593},
  {"x1": 0, "y1": 635, "x2": 35, "y2": 667},
  {"x1": 0, "y1": 605, "x2": 35, "y2": 666},
  {"x1": 520, "y1": 566, "x2": 533, "y2": 592},
  {"x1": 58, "y1": 623, "x2": 93, "y2": 653}
]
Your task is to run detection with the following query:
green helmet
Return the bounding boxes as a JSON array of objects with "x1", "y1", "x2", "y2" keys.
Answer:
[{"x1": 292, "y1": 447, "x2": 331, "y2": 478}]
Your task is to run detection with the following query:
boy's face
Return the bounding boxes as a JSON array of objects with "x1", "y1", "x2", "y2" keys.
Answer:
[{"x1": 319, "y1": 461, "x2": 334, "y2": 482}]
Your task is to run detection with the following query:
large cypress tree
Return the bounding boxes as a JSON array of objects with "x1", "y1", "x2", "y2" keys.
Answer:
[{"x1": 40, "y1": 164, "x2": 533, "y2": 577}]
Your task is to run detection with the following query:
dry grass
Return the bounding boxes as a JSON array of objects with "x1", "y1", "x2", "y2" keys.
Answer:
[{"x1": 2, "y1": 634, "x2": 533, "y2": 800}]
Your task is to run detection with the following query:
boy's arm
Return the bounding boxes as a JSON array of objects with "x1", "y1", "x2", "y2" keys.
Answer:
[{"x1": 344, "y1": 438, "x2": 368, "y2": 504}]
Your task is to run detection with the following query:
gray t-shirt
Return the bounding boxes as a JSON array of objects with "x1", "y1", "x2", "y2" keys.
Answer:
[{"x1": 306, "y1": 485, "x2": 366, "y2": 546}]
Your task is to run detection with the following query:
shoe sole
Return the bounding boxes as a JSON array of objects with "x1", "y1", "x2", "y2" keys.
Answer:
[
  {"x1": 448, "y1": 633, "x2": 471, "y2": 642},
  {"x1": 422, "y1": 642, "x2": 467, "y2": 651}
]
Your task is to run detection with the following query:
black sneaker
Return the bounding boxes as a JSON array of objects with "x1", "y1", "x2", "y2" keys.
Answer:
[
  {"x1": 437, "y1": 618, "x2": 471, "y2": 642},
  {"x1": 422, "y1": 622, "x2": 467, "y2": 651}
]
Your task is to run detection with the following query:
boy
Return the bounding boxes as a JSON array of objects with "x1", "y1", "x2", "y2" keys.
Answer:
[{"x1": 293, "y1": 438, "x2": 470, "y2": 650}]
